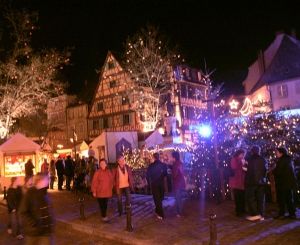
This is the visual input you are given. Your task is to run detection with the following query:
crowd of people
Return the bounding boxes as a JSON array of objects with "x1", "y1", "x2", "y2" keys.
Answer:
[
  {"x1": 5, "y1": 150, "x2": 186, "y2": 243},
  {"x1": 229, "y1": 145, "x2": 298, "y2": 221}
]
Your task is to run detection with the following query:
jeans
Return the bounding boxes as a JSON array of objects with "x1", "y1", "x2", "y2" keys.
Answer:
[
  {"x1": 277, "y1": 188, "x2": 296, "y2": 216},
  {"x1": 97, "y1": 198, "x2": 108, "y2": 217},
  {"x1": 25, "y1": 235, "x2": 53, "y2": 245},
  {"x1": 233, "y1": 189, "x2": 245, "y2": 216},
  {"x1": 175, "y1": 189, "x2": 184, "y2": 215},
  {"x1": 57, "y1": 175, "x2": 64, "y2": 190},
  {"x1": 246, "y1": 185, "x2": 265, "y2": 216},
  {"x1": 117, "y1": 187, "x2": 131, "y2": 215},
  {"x1": 7, "y1": 211, "x2": 21, "y2": 236},
  {"x1": 50, "y1": 176, "x2": 55, "y2": 189},
  {"x1": 152, "y1": 184, "x2": 164, "y2": 218}
]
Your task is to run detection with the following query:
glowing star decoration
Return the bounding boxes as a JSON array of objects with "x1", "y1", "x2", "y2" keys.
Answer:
[
  {"x1": 240, "y1": 97, "x2": 253, "y2": 116},
  {"x1": 229, "y1": 99, "x2": 239, "y2": 110}
]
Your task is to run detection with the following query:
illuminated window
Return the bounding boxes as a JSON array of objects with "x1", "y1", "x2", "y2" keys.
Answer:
[
  {"x1": 122, "y1": 96, "x2": 129, "y2": 105},
  {"x1": 109, "y1": 80, "x2": 117, "y2": 88},
  {"x1": 277, "y1": 84, "x2": 288, "y2": 98},
  {"x1": 123, "y1": 114, "x2": 130, "y2": 125},
  {"x1": 97, "y1": 102, "x2": 104, "y2": 111}
]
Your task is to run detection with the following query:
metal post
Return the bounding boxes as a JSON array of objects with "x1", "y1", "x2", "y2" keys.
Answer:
[
  {"x1": 79, "y1": 194, "x2": 85, "y2": 220},
  {"x1": 126, "y1": 204, "x2": 133, "y2": 232},
  {"x1": 209, "y1": 213, "x2": 218, "y2": 245},
  {"x1": 3, "y1": 186, "x2": 7, "y2": 200}
]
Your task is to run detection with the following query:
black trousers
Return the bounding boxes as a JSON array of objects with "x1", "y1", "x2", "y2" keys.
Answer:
[
  {"x1": 152, "y1": 185, "x2": 164, "y2": 218},
  {"x1": 246, "y1": 185, "x2": 265, "y2": 216},
  {"x1": 58, "y1": 175, "x2": 64, "y2": 190},
  {"x1": 97, "y1": 198, "x2": 108, "y2": 217},
  {"x1": 233, "y1": 189, "x2": 245, "y2": 216},
  {"x1": 117, "y1": 187, "x2": 131, "y2": 215},
  {"x1": 277, "y1": 188, "x2": 296, "y2": 216},
  {"x1": 66, "y1": 175, "x2": 73, "y2": 190}
]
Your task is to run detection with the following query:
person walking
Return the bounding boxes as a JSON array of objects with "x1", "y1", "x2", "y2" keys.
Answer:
[
  {"x1": 86, "y1": 155, "x2": 98, "y2": 192},
  {"x1": 229, "y1": 149, "x2": 246, "y2": 217},
  {"x1": 273, "y1": 147, "x2": 297, "y2": 219},
  {"x1": 147, "y1": 153, "x2": 168, "y2": 220},
  {"x1": 114, "y1": 155, "x2": 134, "y2": 216},
  {"x1": 41, "y1": 159, "x2": 49, "y2": 175},
  {"x1": 49, "y1": 160, "x2": 56, "y2": 190},
  {"x1": 19, "y1": 173, "x2": 54, "y2": 245},
  {"x1": 171, "y1": 151, "x2": 186, "y2": 217},
  {"x1": 91, "y1": 159, "x2": 114, "y2": 222},
  {"x1": 6, "y1": 177, "x2": 23, "y2": 240},
  {"x1": 64, "y1": 155, "x2": 75, "y2": 191},
  {"x1": 55, "y1": 156, "x2": 65, "y2": 191},
  {"x1": 25, "y1": 159, "x2": 35, "y2": 181},
  {"x1": 245, "y1": 146, "x2": 268, "y2": 221}
]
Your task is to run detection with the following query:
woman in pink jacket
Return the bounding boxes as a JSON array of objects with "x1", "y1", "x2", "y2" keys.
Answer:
[
  {"x1": 91, "y1": 159, "x2": 113, "y2": 222},
  {"x1": 229, "y1": 149, "x2": 246, "y2": 217}
]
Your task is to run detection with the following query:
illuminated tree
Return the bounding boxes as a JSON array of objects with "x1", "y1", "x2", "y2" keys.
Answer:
[
  {"x1": 124, "y1": 26, "x2": 179, "y2": 131},
  {"x1": 0, "y1": 8, "x2": 69, "y2": 138}
]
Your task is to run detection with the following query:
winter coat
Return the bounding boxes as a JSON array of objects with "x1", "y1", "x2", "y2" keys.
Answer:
[
  {"x1": 25, "y1": 161, "x2": 35, "y2": 177},
  {"x1": 113, "y1": 165, "x2": 134, "y2": 194},
  {"x1": 91, "y1": 168, "x2": 114, "y2": 198},
  {"x1": 41, "y1": 162, "x2": 49, "y2": 175},
  {"x1": 19, "y1": 187, "x2": 54, "y2": 236},
  {"x1": 49, "y1": 162, "x2": 56, "y2": 177},
  {"x1": 172, "y1": 160, "x2": 186, "y2": 191},
  {"x1": 273, "y1": 155, "x2": 297, "y2": 190},
  {"x1": 86, "y1": 157, "x2": 98, "y2": 182},
  {"x1": 245, "y1": 154, "x2": 267, "y2": 187},
  {"x1": 55, "y1": 160, "x2": 64, "y2": 176},
  {"x1": 64, "y1": 158, "x2": 74, "y2": 177},
  {"x1": 229, "y1": 157, "x2": 245, "y2": 190},
  {"x1": 146, "y1": 160, "x2": 168, "y2": 188},
  {"x1": 7, "y1": 187, "x2": 22, "y2": 213}
]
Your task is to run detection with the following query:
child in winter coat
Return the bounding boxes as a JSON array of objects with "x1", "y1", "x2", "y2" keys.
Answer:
[{"x1": 6, "y1": 176, "x2": 24, "y2": 240}]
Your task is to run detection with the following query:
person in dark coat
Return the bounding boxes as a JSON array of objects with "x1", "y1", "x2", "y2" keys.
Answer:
[
  {"x1": 19, "y1": 173, "x2": 54, "y2": 244},
  {"x1": 171, "y1": 151, "x2": 186, "y2": 217},
  {"x1": 55, "y1": 156, "x2": 65, "y2": 191},
  {"x1": 25, "y1": 159, "x2": 35, "y2": 181},
  {"x1": 146, "y1": 153, "x2": 168, "y2": 219},
  {"x1": 64, "y1": 155, "x2": 75, "y2": 191},
  {"x1": 273, "y1": 147, "x2": 297, "y2": 219},
  {"x1": 245, "y1": 145, "x2": 268, "y2": 221},
  {"x1": 6, "y1": 177, "x2": 23, "y2": 240}
]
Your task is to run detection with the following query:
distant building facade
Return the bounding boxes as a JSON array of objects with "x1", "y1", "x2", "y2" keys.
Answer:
[
  {"x1": 243, "y1": 33, "x2": 300, "y2": 112},
  {"x1": 46, "y1": 94, "x2": 77, "y2": 150}
]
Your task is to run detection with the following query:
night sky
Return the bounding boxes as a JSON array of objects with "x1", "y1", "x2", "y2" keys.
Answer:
[{"x1": 5, "y1": 0, "x2": 299, "y2": 99}]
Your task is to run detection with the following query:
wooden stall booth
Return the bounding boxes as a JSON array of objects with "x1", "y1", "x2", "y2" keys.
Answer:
[{"x1": 0, "y1": 133, "x2": 41, "y2": 190}]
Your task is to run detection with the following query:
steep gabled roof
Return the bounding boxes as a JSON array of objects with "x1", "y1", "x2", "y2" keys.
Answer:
[{"x1": 250, "y1": 34, "x2": 300, "y2": 93}]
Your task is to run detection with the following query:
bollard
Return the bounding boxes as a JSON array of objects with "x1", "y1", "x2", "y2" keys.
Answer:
[
  {"x1": 209, "y1": 213, "x2": 218, "y2": 245},
  {"x1": 126, "y1": 204, "x2": 133, "y2": 232},
  {"x1": 79, "y1": 195, "x2": 85, "y2": 220},
  {"x1": 3, "y1": 186, "x2": 7, "y2": 200}
]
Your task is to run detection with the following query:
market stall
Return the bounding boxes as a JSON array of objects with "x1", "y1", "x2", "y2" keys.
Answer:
[{"x1": 0, "y1": 133, "x2": 41, "y2": 189}]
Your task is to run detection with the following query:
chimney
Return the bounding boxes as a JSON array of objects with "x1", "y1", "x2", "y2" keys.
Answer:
[{"x1": 275, "y1": 30, "x2": 284, "y2": 37}]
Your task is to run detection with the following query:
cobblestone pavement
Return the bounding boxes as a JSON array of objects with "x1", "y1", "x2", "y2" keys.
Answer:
[{"x1": 1, "y1": 190, "x2": 300, "y2": 245}]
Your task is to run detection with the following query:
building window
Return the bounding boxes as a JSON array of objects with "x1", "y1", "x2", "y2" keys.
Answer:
[
  {"x1": 103, "y1": 118, "x2": 109, "y2": 129},
  {"x1": 107, "y1": 61, "x2": 115, "y2": 70},
  {"x1": 93, "y1": 120, "x2": 99, "y2": 130},
  {"x1": 296, "y1": 82, "x2": 300, "y2": 94},
  {"x1": 109, "y1": 80, "x2": 117, "y2": 88},
  {"x1": 277, "y1": 84, "x2": 288, "y2": 98},
  {"x1": 123, "y1": 114, "x2": 130, "y2": 125},
  {"x1": 122, "y1": 96, "x2": 129, "y2": 105},
  {"x1": 97, "y1": 102, "x2": 104, "y2": 111}
]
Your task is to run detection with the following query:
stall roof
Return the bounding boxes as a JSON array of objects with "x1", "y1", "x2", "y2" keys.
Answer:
[{"x1": 0, "y1": 133, "x2": 40, "y2": 154}]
